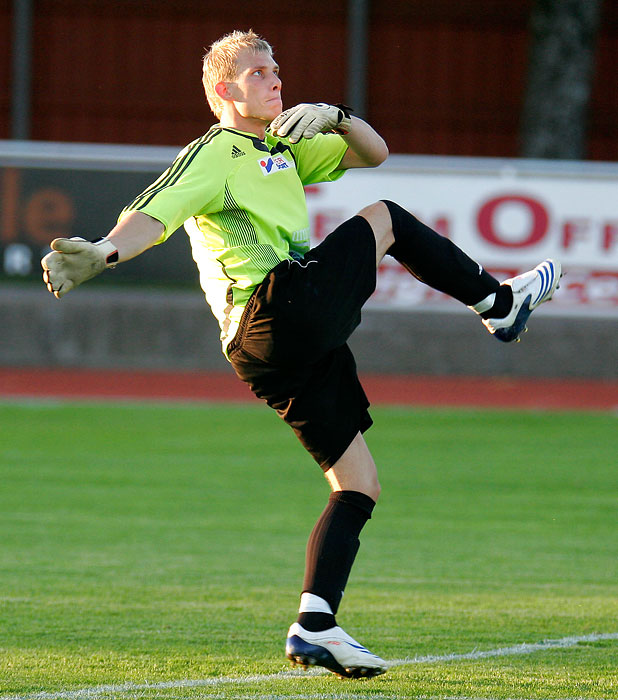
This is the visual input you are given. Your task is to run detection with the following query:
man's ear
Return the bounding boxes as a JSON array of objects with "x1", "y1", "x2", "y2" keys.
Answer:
[{"x1": 215, "y1": 82, "x2": 232, "y2": 101}]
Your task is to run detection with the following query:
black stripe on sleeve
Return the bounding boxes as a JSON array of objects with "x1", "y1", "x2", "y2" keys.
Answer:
[{"x1": 124, "y1": 129, "x2": 221, "y2": 213}]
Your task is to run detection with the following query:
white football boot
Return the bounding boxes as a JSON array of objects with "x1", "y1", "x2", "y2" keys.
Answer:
[
  {"x1": 285, "y1": 622, "x2": 387, "y2": 679},
  {"x1": 482, "y1": 259, "x2": 562, "y2": 342}
]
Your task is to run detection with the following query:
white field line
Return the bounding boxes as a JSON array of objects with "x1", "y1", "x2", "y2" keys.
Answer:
[
  {"x1": 387, "y1": 631, "x2": 618, "y2": 667},
  {"x1": 2, "y1": 632, "x2": 616, "y2": 700}
]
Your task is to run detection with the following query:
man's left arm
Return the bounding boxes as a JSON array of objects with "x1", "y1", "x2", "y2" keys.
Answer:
[
  {"x1": 270, "y1": 103, "x2": 388, "y2": 170},
  {"x1": 337, "y1": 116, "x2": 389, "y2": 170}
]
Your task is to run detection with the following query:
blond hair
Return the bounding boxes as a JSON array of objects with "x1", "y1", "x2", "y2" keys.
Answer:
[{"x1": 202, "y1": 30, "x2": 273, "y2": 119}]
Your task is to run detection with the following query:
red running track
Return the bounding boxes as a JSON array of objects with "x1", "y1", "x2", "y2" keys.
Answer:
[{"x1": 1, "y1": 367, "x2": 617, "y2": 411}]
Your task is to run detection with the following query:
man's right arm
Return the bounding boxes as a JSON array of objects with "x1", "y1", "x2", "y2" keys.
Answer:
[
  {"x1": 106, "y1": 211, "x2": 164, "y2": 262},
  {"x1": 42, "y1": 211, "x2": 164, "y2": 299}
]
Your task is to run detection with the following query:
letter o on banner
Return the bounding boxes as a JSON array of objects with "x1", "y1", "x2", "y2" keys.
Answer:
[{"x1": 477, "y1": 195, "x2": 549, "y2": 248}]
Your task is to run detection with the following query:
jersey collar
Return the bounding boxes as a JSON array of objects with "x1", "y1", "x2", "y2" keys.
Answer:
[
  {"x1": 217, "y1": 126, "x2": 270, "y2": 153},
  {"x1": 216, "y1": 126, "x2": 294, "y2": 161}
]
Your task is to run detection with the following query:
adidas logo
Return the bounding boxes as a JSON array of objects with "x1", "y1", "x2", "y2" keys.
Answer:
[{"x1": 231, "y1": 145, "x2": 246, "y2": 159}]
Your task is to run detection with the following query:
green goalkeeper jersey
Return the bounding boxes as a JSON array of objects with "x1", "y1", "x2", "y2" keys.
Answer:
[{"x1": 119, "y1": 126, "x2": 348, "y2": 355}]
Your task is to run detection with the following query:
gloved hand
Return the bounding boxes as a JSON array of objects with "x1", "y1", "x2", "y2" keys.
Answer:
[
  {"x1": 270, "y1": 103, "x2": 352, "y2": 143},
  {"x1": 41, "y1": 237, "x2": 118, "y2": 298}
]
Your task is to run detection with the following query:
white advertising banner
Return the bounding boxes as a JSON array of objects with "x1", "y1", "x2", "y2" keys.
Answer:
[{"x1": 305, "y1": 157, "x2": 618, "y2": 315}]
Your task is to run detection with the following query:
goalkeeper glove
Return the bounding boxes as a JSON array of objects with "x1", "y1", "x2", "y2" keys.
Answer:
[
  {"x1": 269, "y1": 103, "x2": 352, "y2": 143},
  {"x1": 41, "y1": 237, "x2": 118, "y2": 298}
]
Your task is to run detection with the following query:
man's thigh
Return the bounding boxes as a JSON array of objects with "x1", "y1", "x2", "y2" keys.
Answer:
[
  {"x1": 227, "y1": 214, "x2": 378, "y2": 469},
  {"x1": 253, "y1": 214, "x2": 377, "y2": 361},
  {"x1": 229, "y1": 341, "x2": 373, "y2": 471}
]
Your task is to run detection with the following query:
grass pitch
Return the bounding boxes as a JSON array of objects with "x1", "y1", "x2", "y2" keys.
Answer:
[{"x1": 0, "y1": 401, "x2": 616, "y2": 699}]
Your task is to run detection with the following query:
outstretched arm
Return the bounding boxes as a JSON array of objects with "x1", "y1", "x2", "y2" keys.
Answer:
[
  {"x1": 42, "y1": 211, "x2": 164, "y2": 298},
  {"x1": 105, "y1": 211, "x2": 164, "y2": 262}
]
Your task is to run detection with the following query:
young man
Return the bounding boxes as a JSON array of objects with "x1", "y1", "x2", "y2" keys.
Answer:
[{"x1": 42, "y1": 30, "x2": 561, "y2": 679}]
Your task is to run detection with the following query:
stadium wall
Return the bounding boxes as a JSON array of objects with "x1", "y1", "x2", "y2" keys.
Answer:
[
  {"x1": 1, "y1": 1, "x2": 617, "y2": 159},
  {"x1": 2, "y1": 284, "x2": 616, "y2": 380},
  {"x1": 1, "y1": 142, "x2": 616, "y2": 380}
]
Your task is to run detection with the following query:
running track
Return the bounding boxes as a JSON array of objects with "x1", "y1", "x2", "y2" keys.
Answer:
[{"x1": 1, "y1": 367, "x2": 617, "y2": 411}]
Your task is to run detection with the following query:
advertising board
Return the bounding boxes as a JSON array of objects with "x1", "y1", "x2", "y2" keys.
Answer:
[
  {"x1": 305, "y1": 157, "x2": 618, "y2": 314},
  {"x1": 1, "y1": 144, "x2": 616, "y2": 315}
]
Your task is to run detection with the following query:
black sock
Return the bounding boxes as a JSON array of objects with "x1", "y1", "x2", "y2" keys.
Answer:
[
  {"x1": 300, "y1": 491, "x2": 375, "y2": 621},
  {"x1": 382, "y1": 199, "x2": 501, "y2": 306},
  {"x1": 297, "y1": 612, "x2": 337, "y2": 631},
  {"x1": 479, "y1": 285, "x2": 514, "y2": 319}
]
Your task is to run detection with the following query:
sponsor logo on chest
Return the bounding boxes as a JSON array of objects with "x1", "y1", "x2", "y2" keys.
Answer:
[{"x1": 258, "y1": 154, "x2": 294, "y2": 176}]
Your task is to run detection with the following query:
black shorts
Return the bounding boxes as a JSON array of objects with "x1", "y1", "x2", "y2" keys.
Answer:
[{"x1": 228, "y1": 215, "x2": 377, "y2": 471}]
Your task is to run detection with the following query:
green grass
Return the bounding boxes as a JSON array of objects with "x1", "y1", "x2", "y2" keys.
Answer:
[{"x1": 0, "y1": 401, "x2": 617, "y2": 699}]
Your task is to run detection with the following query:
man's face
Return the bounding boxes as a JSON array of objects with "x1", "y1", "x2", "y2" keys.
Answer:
[{"x1": 226, "y1": 49, "x2": 283, "y2": 123}]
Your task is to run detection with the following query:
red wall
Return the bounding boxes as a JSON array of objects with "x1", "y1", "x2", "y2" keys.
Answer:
[
  {"x1": 368, "y1": 1, "x2": 532, "y2": 157},
  {"x1": 26, "y1": 0, "x2": 347, "y2": 147},
  {"x1": 588, "y1": 4, "x2": 618, "y2": 161},
  {"x1": 1, "y1": 0, "x2": 617, "y2": 159}
]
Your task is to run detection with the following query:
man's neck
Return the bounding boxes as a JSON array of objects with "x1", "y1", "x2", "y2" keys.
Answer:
[{"x1": 219, "y1": 114, "x2": 267, "y2": 140}]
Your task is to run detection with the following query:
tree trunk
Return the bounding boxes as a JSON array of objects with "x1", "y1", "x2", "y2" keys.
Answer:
[{"x1": 520, "y1": 0, "x2": 603, "y2": 159}]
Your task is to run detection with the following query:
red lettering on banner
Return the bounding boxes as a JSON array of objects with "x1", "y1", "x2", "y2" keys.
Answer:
[
  {"x1": 477, "y1": 195, "x2": 548, "y2": 248},
  {"x1": 603, "y1": 223, "x2": 618, "y2": 251},
  {"x1": 558, "y1": 270, "x2": 618, "y2": 305},
  {"x1": 24, "y1": 188, "x2": 75, "y2": 245},
  {"x1": 373, "y1": 265, "x2": 618, "y2": 308},
  {"x1": 562, "y1": 219, "x2": 591, "y2": 249}
]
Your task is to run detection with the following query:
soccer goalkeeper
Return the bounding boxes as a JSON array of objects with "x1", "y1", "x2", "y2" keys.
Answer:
[{"x1": 42, "y1": 30, "x2": 561, "y2": 679}]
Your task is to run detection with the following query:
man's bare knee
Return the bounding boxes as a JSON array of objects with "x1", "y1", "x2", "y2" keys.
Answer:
[
  {"x1": 326, "y1": 468, "x2": 381, "y2": 503},
  {"x1": 325, "y1": 433, "x2": 381, "y2": 502},
  {"x1": 357, "y1": 201, "x2": 395, "y2": 264}
]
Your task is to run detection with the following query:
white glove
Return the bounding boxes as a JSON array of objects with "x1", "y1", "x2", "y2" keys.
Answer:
[
  {"x1": 41, "y1": 237, "x2": 118, "y2": 298},
  {"x1": 270, "y1": 103, "x2": 352, "y2": 143}
]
